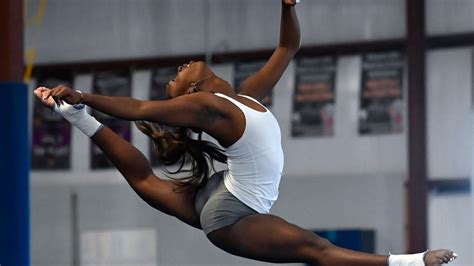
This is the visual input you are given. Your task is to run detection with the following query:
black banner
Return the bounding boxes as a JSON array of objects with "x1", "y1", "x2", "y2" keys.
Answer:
[
  {"x1": 359, "y1": 51, "x2": 404, "y2": 135},
  {"x1": 90, "y1": 70, "x2": 132, "y2": 169},
  {"x1": 292, "y1": 56, "x2": 337, "y2": 137},
  {"x1": 31, "y1": 72, "x2": 73, "y2": 170},
  {"x1": 234, "y1": 60, "x2": 273, "y2": 107}
]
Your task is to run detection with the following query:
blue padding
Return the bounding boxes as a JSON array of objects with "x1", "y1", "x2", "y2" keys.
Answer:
[{"x1": 0, "y1": 82, "x2": 30, "y2": 266}]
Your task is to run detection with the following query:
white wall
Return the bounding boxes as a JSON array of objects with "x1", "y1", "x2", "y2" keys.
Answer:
[
  {"x1": 25, "y1": 0, "x2": 405, "y2": 64},
  {"x1": 30, "y1": 186, "x2": 73, "y2": 266},
  {"x1": 428, "y1": 193, "x2": 473, "y2": 266},
  {"x1": 427, "y1": 0, "x2": 474, "y2": 35},
  {"x1": 26, "y1": 0, "x2": 474, "y2": 64},
  {"x1": 426, "y1": 48, "x2": 473, "y2": 265},
  {"x1": 427, "y1": 48, "x2": 472, "y2": 179}
]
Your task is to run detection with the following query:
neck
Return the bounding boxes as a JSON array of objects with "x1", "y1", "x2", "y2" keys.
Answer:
[{"x1": 194, "y1": 76, "x2": 234, "y2": 95}]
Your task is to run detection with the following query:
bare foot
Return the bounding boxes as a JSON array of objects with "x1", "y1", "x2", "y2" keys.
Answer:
[{"x1": 424, "y1": 250, "x2": 457, "y2": 265}]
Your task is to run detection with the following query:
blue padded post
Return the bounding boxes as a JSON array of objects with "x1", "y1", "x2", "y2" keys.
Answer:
[{"x1": 0, "y1": 82, "x2": 30, "y2": 265}]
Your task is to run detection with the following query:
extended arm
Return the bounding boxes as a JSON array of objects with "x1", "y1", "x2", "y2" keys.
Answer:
[
  {"x1": 44, "y1": 85, "x2": 219, "y2": 130},
  {"x1": 81, "y1": 92, "x2": 202, "y2": 125},
  {"x1": 238, "y1": 1, "x2": 301, "y2": 100}
]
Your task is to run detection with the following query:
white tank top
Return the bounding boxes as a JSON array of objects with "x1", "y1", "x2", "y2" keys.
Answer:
[{"x1": 214, "y1": 93, "x2": 284, "y2": 214}]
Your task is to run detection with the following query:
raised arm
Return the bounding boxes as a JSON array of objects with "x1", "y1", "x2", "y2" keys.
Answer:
[{"x1": 238, "y1": 0, "x2": 301, "y2": 101}]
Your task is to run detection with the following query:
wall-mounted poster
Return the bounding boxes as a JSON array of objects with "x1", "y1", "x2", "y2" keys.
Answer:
[
  {"x1": 292, "y1": 56, "x2": 337, "y2": 137},
  {"x1": 359, "y1": 51, "x2": 404, "y2": 135},
  {"x1": 31, "y1": 72, "x2": 73, "y2": 170},
  {"x1": 148, "y1": 67, "x2": 176, "y2": 166},
  {"x1": 91, "y1": 70, "x2": 132, "y2": 169},
  {"x1": 234, "y1": 60, "x2": 273, "y2": 107}
]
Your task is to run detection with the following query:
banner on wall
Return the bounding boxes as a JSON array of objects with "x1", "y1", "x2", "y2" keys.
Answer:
[
  {"x1": 148, "y1": 67, "x2": 176, "y2": 166},
  {"x1": 359, "y1": 51, "x2": 404, "y2": 135},
  {"x1": 234, "y1": 60, "x2": 273, "y2": 107},
  {"x1": 90, "y1": 70, "x2": 132, "y2": 169},
  {"x1": 31, "y1": 72, "x2": 74, "y2": 170},
  {"x1": 291, "y1": 56, "x2": 337, "y2": 137}
]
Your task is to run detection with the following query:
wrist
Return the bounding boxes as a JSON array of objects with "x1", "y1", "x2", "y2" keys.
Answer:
[
  {"x1": 75, "y1": 90, "x2": 84, "y2": 104},
  {"x1": 54, "y1": 103, "x2": 102, "y2": 138}
]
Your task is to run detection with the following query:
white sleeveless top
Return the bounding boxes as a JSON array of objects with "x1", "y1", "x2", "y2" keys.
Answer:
[{"x1": 214, "y1": 93, "x2": 284, "y2": 214}]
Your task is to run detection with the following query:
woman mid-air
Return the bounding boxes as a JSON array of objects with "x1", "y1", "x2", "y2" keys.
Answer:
[{"x1": 34, "y1": 0, "x2": 457, "y2": 265}]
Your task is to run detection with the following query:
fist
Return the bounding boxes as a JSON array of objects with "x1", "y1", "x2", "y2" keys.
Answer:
[{"x1": 283, "y1": 0, "x2": 299, "y2": 6}]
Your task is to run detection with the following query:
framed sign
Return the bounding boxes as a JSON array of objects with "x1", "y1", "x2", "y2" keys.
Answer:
[
  {"x1": 359, "y1": 51, "x2": 404, "y2": 135},
  {"x1": 292, "y1": 56, "x2": 337, "y2": 137}
]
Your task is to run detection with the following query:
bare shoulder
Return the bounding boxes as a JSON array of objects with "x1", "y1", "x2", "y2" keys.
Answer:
[
  {"x1": 139, "y1": 92, "x2": 233, "y2": 131},
  {"x1": 177, "y1": 92, "x2": 236, "y2": 126},
  {"x1": 184, "y1": 92, "x2": 245, "y2": 146},
  {"x1": 169, "y1": 92, "x2": 222, "y2": 112},
  {"x1": 186, "y1": 92, "x2": 237, "y2": 117},
  {"x1": 237, "y1": 88, "x2": 261, "y2": 101}
]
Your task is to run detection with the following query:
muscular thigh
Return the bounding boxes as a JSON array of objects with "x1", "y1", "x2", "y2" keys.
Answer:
[
  {"x1": 132, "y1": 176, "x2": 201, "y2": 229},
  {"x1": 206, "y1": 214, "x2": 317, "y2": 264}
]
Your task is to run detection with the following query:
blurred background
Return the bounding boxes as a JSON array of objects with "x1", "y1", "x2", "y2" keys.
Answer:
[{"x1": 1, "y1": 0, "x2": 473, "y2": 265}]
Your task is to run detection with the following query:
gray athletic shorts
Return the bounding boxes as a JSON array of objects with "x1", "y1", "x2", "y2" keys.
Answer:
[{"x1": 194, "y1": 171, "x2": 258, "y2": 235}]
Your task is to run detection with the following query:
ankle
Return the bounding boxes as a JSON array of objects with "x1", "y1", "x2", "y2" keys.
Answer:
[{"x1": 388, "y1": 251, "x2": 425, "y2": 266}]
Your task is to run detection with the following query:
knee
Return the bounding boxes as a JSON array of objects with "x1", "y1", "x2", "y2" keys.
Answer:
[
  {"x1": 303, "y1": 234, "x2": 334, "y2": 266},
  {"x1": 308, "y1": 233, "x2": 334, "y2": 251},
  {"x1": 294, "y1": 232, "x2": 333, "y2": 265}
]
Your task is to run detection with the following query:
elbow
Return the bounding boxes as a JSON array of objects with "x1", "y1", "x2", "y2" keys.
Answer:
[
  {"x1": 292, "y1": 41, "x2": 301, "y2": 53},
  {"x1": 279, "y1": 35, "x2": 301, "y2": 53},
  {"x1": 278, "y1": 43, "x2": 300, "y2": 56},
  {"x1": 292, "y1": 37, "x2": 302, "y2": 52},
  {"x1": 279, "y1": 38, "x2": 301, "y2": 54}
]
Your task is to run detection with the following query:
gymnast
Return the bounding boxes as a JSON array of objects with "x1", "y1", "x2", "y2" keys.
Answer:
[{"x1": 34, "y1": 0, "x2": 457, "y2": 265}]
